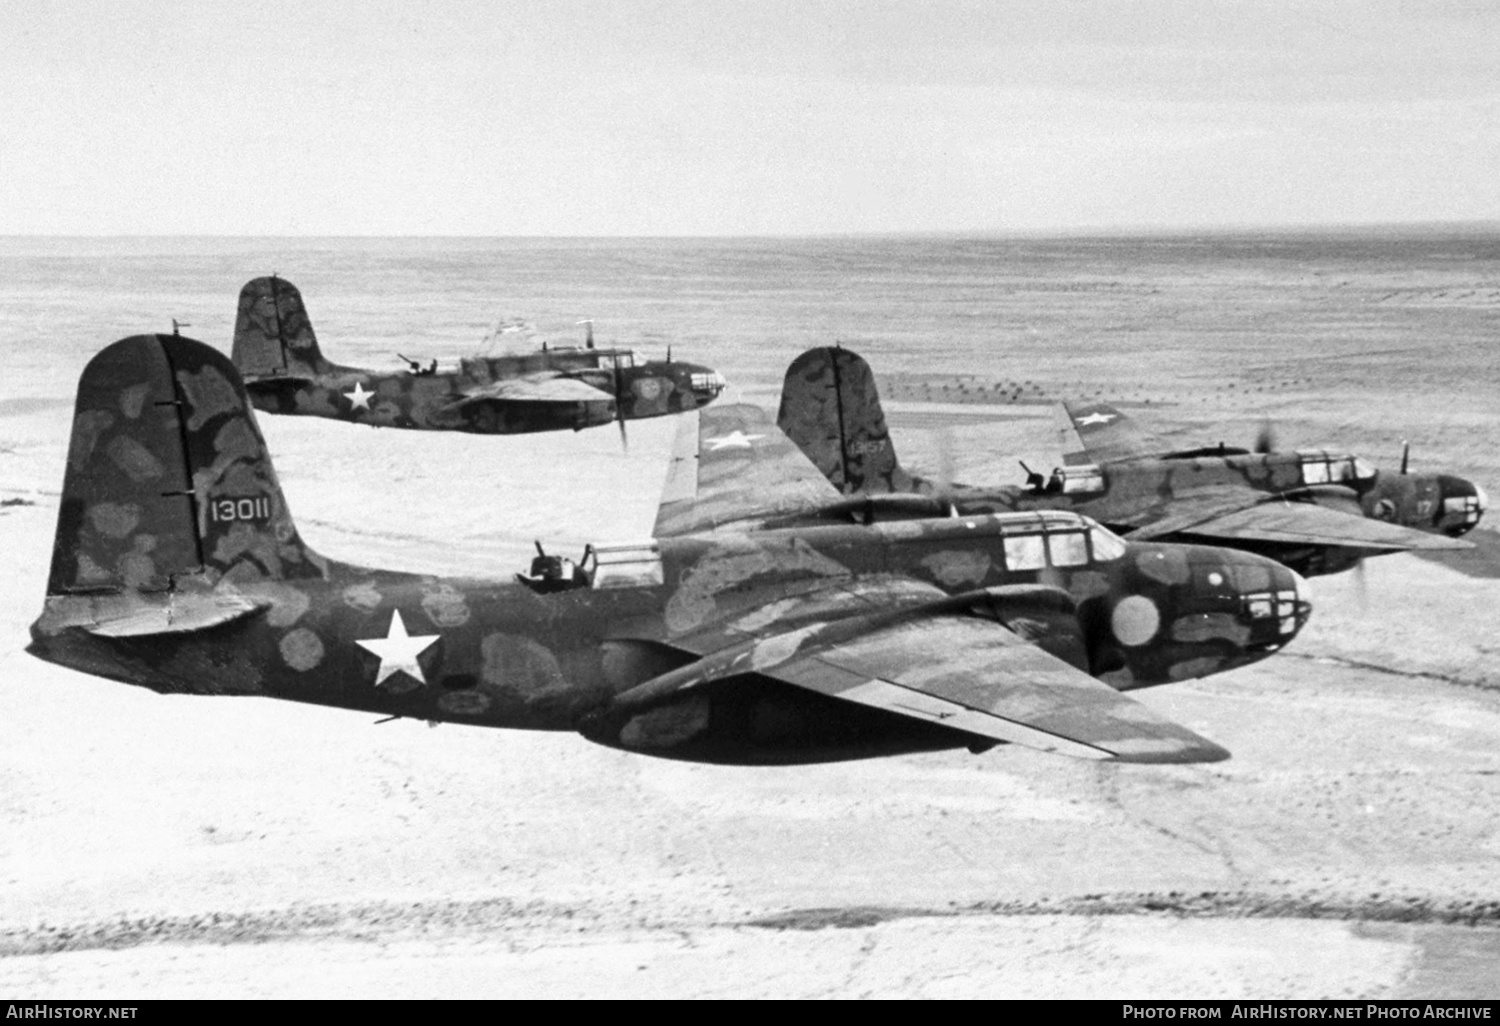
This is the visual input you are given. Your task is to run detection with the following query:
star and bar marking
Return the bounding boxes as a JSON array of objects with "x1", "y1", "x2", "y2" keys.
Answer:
[
  {"x1": 705, "y1": 430, "x2": 764, "y2": 451},
  {"x1": 344, "y1": 381, "x2": 374, "y2": 411},
  {"x1": 1076, "y1": 411, "x2": 1117, "y2": 427},
  {"x1": 357, "y1": 610, "x2": 440, "y2": 687}
]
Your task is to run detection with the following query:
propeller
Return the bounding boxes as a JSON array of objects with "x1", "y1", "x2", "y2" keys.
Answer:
[
  {"x1": 1254, "y1": 419, "x2": 1278, "y2": 454},
  {"x1": 934, "y1": 426, "x2": 956, "y2": 498},
  {"x1": 915, "y1": 427, "x2": 959, "y2": 515},
  {"x1": 610, "y1": 351, "x2": 629, "y2": 454}
]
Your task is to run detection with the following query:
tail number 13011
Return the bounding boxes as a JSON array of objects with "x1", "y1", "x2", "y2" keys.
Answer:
[{"x1": 209, "y1": 496, "x2": 273, "y2": 523}]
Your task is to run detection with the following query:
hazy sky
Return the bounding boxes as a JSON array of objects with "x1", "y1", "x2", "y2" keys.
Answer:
[{"x1": 2, "y1": 0, "x2": 1496, "y2": 234}]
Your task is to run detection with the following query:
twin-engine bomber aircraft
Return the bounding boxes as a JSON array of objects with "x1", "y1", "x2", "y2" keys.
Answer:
[
  {"x1": 777, "y1": 346, "x2": 1480, "y2": 578},
  {"x1": 29, "y1": 334, "x2": 1311, "y2": 765},
  {"x1": 231, "y1": 276, "x2": 726, "y2": 435}
]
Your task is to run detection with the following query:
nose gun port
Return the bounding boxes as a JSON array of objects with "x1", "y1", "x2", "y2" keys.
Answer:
[
  {"x1": 1231, "y1": 560, "x2": 1312, "y2": 652},
  {"x1": 1439, "y1": 478, "x2": 1487, "y2": 536}
]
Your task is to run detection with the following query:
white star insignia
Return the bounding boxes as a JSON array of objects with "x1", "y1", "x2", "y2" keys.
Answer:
[
  {"x1": 357, "y1": 610, "x2": 440, "y2": 687},
  {"x1": 344, "y1": 381, "x2": 374, "y2": 411},
  {"x1": 705, "y1": 430, "x2": 764, "y2": 450},
  {"x1": 1077, "y1": 411, "x2": 1117, "y2": 426}
]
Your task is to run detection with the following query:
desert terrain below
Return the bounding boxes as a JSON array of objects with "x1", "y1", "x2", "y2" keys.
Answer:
[{"x1": 1, "y1": 234, "x2": 1498, "y2": 997}]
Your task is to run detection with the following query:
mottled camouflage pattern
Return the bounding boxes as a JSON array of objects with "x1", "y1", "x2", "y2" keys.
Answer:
[
  {"x1": 778, "y1": 347, "x2": 1477, "y2": 578},
  {"x1": 232, "y1": 276, "x2": 724, "y2": 434},
  {"x1": 31, "y1": 336, "x2": 1312, "y2": 764}
]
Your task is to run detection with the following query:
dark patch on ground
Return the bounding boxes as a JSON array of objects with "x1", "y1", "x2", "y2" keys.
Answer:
[
  {"x1": 745, "y1": 906, "x2": 946, "y2": 931},
  {"x1": 747, "y1": 891, "x2": 1500, "y2": 932},
  {"x1": 1, "y1": 498, "x2": 36, "y2": 508},
  {"x1": 13, "y1": 889, "x2": 1500, "y2": 957},
  {"x1": 0, "y1": 896, "x2": 588, "y2": 957}
]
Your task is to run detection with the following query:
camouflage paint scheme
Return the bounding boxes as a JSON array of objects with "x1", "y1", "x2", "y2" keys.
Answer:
[
  {"x1": 777, "y1": 346, "x2": 1481, "y2": 578},
  {"x1": 231, "y1": 276, "x2": 726, "y2": 434},
  {"x1": 29, "y1": 335, "x2": 1313, "y2": 765}
]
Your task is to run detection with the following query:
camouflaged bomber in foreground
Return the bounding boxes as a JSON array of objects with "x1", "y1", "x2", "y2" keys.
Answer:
[
  {"x1": 231, "y1": 276, "x2": 725, "y2": 435},
  {"x1": 778, "y1": 346, "x2": 1481, "y2": 578},
  {"x1": 30, "y1": 334, "x2": 1313, "y2": 765}
]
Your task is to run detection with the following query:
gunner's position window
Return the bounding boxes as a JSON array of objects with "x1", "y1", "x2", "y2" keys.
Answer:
[{"x1": 1061, "y1": 466, "x2": 1105, "y2": 495}]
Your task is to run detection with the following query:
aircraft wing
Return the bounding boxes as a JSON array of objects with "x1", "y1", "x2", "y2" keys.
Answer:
[
  {"x1": 446, "y1": 372, "x2": 614, "y2": 408},
  {"x1": 1119, "y1": 489, "x2": 1469, "y2": 551},
  {"x1": 653, "y1": 404, "x2": 842, "y2": 536},
  {"x1": 1159, "y1": 499, "x2": 1472, "y2": 551},
  {"x1": 1058, "y1": 401, "x2": 1171, "y2": 465},
  {"x1": 612, "y1": 579, "x2": 1229, "y2": 764}
]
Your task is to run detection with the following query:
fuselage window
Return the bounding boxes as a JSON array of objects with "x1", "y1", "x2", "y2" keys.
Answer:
[
  {"x1": 1047, "y1": 530, "x2": 1090, "y2": 568},
  {"x1": 1004, "y1": 533, "x2": 1047, "y2": 572}
]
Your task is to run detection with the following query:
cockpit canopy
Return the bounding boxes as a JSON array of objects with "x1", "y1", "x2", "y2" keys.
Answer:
[
  {"x1": 982, "y1": 511, "x2": 1128, "y2": 571},
  {"x1": 1296, "y1": 450, "x2": 1377, "y2": 487}
]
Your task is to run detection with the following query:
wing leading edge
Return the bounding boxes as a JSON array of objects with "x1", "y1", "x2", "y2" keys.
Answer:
[{"x1": 1133, "y1": 494, "x2": 1470, "y2": 551}]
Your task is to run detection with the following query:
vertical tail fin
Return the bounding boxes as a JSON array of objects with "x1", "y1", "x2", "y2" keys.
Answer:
[
  {"x1": 231, "y1": 276, "x2": 331, "y2": 379},
  {"x1": 47, "y1": 333, "x2": 325, "y2": 599},
  {"x1": 776, "y1": 346, "x2": 914, "y2": 495}
]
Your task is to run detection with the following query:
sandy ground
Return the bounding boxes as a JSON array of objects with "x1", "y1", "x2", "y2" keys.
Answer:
[{"x1": 3, "y1": 384, "x2": 1500, "y2": 999}]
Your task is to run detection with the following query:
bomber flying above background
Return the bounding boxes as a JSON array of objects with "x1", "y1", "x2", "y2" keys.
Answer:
[
  {"x1": 30, "y1": 334, "x2": 1311, "y2": 765},
  {"x1": 777, "y1": 346, "x2": 1482, "y2": 578},
  {"x1": 231, "y1": 276, "x2": 726, "y2": 436}
]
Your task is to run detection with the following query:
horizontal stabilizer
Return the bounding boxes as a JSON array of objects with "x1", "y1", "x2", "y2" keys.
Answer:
[{"x1": 36, "y1": 588, "x2": 269, "y2": 638}]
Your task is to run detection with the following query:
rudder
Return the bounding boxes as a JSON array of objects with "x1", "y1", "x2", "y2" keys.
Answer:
[
  {"x1": 776, "y1": 346, "x2": 914, "y2": 494},
  {"x1": 231, "y1": 276, "x2": 329, "y2": 379},
  {"x1": 47, "y1": 333, "x2": 326, "y2": 598}
]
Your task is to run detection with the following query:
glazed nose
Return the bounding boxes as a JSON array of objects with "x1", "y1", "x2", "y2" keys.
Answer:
[
  {"x1": 689, "y1": 370, "x2": 726, "y2": 396},
  {"x1": 1437, "y1": 476, "x2": 1486, "y2": 535},
  {"x1": 1230, "y1": 560, "x2": 1312, "y2": 643},
  {"x1": 1280, "y1": 567, "x2": 1312, "y2": 636}
]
